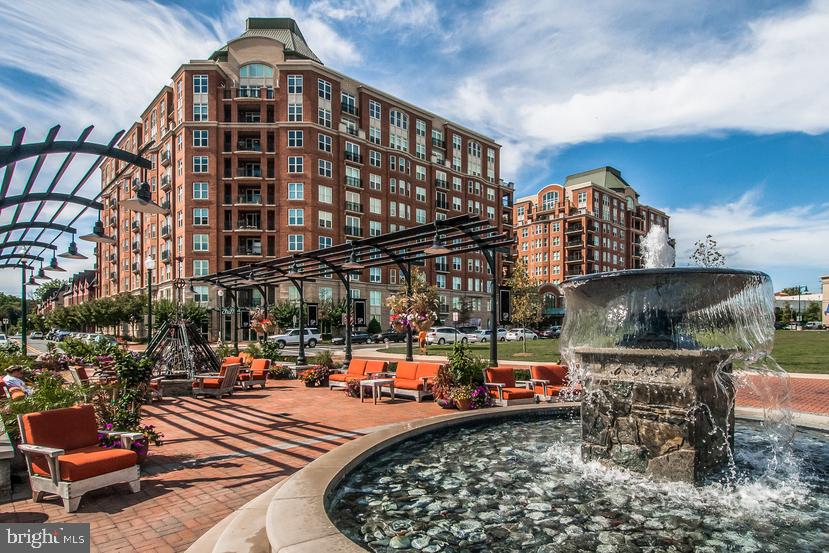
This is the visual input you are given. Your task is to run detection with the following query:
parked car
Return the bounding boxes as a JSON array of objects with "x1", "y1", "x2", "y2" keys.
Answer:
[
  {"x1": 540, "y1": 326, "x2": 562, "y2": 339},
  {"x1": 425, "y1": 327, "x2": 462, "y2": 345},
  {"x1": 270, "y1": 328, "x2": 321, "y2": 348},
  {"x1": 505, "y1": 328, "x2": 539, "y2": 341},
  {"x1": 29, "y1": 331, "x2": 44, "y2": 340},
  {"x1": 86, "y1": 333, "x2": 118, "y2": 346},
  {"x1": 373, "y1": 329, "x2": 407, "y2": 343},
  {"x1": 477, "y1": 328, "x2": 507, "y2": 342},
  {"x1": 0, "y1": 334, "x2": 8, "y2": 347},
  {"x1": 805, "y1": 321, "x2": 825, "y2": 330},
  {"x1": 774, "y1": 322, "x2": 788, "y2": 330}
]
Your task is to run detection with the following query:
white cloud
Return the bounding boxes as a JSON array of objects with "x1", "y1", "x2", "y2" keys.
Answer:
[{"x1": 667, "y1": 189, "x2": 829, "y2": 282}]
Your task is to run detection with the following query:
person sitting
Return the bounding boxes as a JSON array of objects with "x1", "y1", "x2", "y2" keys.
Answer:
[{"x1": 3, "y1": 365, "x2": 32, "y2": 395}]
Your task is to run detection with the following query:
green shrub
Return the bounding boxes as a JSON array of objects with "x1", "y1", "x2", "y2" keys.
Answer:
[
  {"x1": 244, "y1": 342, "x2": 263, "y2": 359},
  {"x1": 0, "y1": 372, "x2": 88, "y2": 442},
  {"x1": 215, "y1": 343, "x2": 235, "y2": 359},
  {"x1": 447, "y1": 341, "x2": 486, "y2": 386},
  {"x1": 261, "y1": 340, "x2": 284, "y2": 362},
  {"x1": 310, "y1": 349, "x2": 338, "y2": 370},
  {"x1": 61, "y1": 337, "x2": 114, "y2": 362},
  {"x1": 367, "y1": 317, "x2": 382, "y2": 334},
  {"x1": 268, "y1": 364, "x2": 292, "y2": 379}
]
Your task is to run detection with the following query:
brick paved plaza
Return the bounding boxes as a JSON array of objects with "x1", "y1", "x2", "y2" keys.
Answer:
[{"x1": 1, "y1": 376, "x2": 827, "y2": 552}]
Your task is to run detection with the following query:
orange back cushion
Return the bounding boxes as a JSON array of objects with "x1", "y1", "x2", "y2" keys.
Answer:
[
  {"x1": 531, "y1": 365, "x2": 568, "y2": 385},
  {"x1": 396, "y1": 361, "x2": 419, "y2": 380},
  {"x1": 250, "y1": 358, "x2": 270, "y2": 372},
  {"x1": 485, "y1": 367, "x2": 516, "y2": 387},
  {"x1": 22, "y1": 404, "x2": 98, "y2": 451},
  {"x1": 365, "y1": 360, "x2": 388, "y2": 374},
  {"x1": 347, "y1": 359, "x2": 367, "y2": 376},
  {"x1": 415, "y1": 362, "x2": 442, "y2": 380},
  {"x1": 222, "y1": 356, "x2": 243, "y2": 366}
]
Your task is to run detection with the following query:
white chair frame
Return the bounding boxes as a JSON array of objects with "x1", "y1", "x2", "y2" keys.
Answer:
[{"x1": 192, "y1": 364, "x2": 241, "y2": 398}]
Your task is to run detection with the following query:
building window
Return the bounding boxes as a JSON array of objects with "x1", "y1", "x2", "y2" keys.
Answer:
[
  {"x1": 578, "y1": 191, "x2": 588, "y2": 207},
  {"x1": 193, "y1": 285, "x2": 209, "y2": 303},
  {"x1": 369, "y1": 197, "x2": 382, "y2": 214},
  {"x1": 288, "y1": 103, "x2": 302, "y2": 121},
  {"x1": 416, "y1": 187, "x2": 426, "y2": 202},
  {"x1": 288, "y1": 234, "x2": 304, "y2": 251},
  {"x1": 416, "y1": 208, "x2": 426, "y2": 224},
  {"x1": 193, "y1": 259, "x2": 208, "y2": 276},
  {"x1": 369, "y1": 220, "x2": 382, "y2": 237},
  {"x1": 369, "y1": 126, "x2": 381, "y2": 145},
  {"x1": 288, "y1": 208, "x2": 304, "y2": 225},
  {"x1": 319, "y1": 210, "x2": 333, "y2": 228},
  {"x1": 369, "y1": 150, "x2": 381, "y2": 167},
  {"x1": 318, "y1": 108, "x2": 332, "y2": 128},
  {"x1": 193, "y1": 130, "x2": 208, "y2": 147},
  {"x1": 318, "y1": 185, "x2": 332, "y2": 204},
  {"x1": 193, "y1": 156, "x2": 208, "y2": 173},
  {"x1": 390, "y1": 109, "x2": 408, "y2": 129},
  {"x1": 319, "y1": 236, "x2": 332, "y2": 249},
  {"x1": 193, "y1": 104, "x2": 208, "y2": 121},
  {"x1": 369, "y1": 268, "x2": 381, "y2": 283},
  {"x1": 193, "y1": 208, "x2": 208, "y2": 225},
  {"x1": 287, "y1": 182, "x2": 303, "y2": 200},
  {"x1": 193, "y1": 74, "x2": 208, "y2": 94},
  {"x1": 369, "y1": 174, "x2": 382, "y2": 191},
  {"x1": 287, "y1": 75, "x2": 303, "y2": 94},
  {"x1": 193, "y1": 234, "x2": 209, "y2": 251},
  {"x1": 288, "y1": 156, "x2": 303, "y2": 173},
  {"x1": 542, "y1": 190, "x2": 559, "y2": 210},
  {"x1": 318, "y1": 133, "x2": 332, "y2": 152},
  {"x1": 192, "y1": 182, "x2": 208, "y2": 200},
  {"x1": 288, "y1": 130, "x2": 303, "y2": 147},
  {"x1": 318, "y1": 78, "x2": 331, "y2": 100},
  {"x1": 368, "y1": 100, "x2": 381, "y2": 119},
  {"x1": 318, "y1": 159, "x2": 332, "y2": 178}
]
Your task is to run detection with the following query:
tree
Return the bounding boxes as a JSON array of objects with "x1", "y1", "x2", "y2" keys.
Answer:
[
  {"x1": 318, "y1": 298, "x2": 347, "y2": 334},
  {"x1": 803, "y1": 301, "x2": 822, "y2": 322},
  {"x1": 689, "y1": 235, "x2": 726, "y2": 268},
  {"x1": 780, "y1": 304, "x2": 793, "y2": 323},
  {"x1": 505, "y1": 260, "x2": 542, "y2": 353},
  {"x1": 153, "y1": 299, "x2": 209, "y2": 327},
  {"x1": 367, "y1": 317, "x2": 382, "y2": 334},
  {"x1": 271, "y1": 300, "x2": 299, "y2": 331},
  {"x1": 456, "y1": 297, "x2": 473, "y2": 326},
  {"x1": 32, "y1": 279, "x2": 66, "y2": 302},
  {"x1": 779, "y1": 287, "x2": 806, "y2": 296}
]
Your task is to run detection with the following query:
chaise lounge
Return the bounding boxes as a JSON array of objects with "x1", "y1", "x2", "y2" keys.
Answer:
[
  {"x1": 483, "y1": 367, "x2": 536, "y2": 406},
  {"x1": 17, "y1": 404, "x2": 142, "y2": 512},
  {"x1": 389, "y1": 361, "x2": 443, "y2": 402}
]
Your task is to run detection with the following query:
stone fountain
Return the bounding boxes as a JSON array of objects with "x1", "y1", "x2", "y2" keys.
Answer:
[{"x1": 560, "y1": 227, "x2": 775, "y2": 483}]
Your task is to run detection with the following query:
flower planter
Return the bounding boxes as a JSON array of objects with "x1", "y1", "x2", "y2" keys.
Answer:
[
  {"x1": 135, "y1": 446, "x2": 149, "y2": 465},
  {"x1": 437, "y1": 398, "x2": 456, "y2": 409},
  {"x1": 455, "y1": 399, "x2": 473, "y2": 411}
]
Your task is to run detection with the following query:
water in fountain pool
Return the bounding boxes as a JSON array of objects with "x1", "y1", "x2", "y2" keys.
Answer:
[{"x1": 328, "y1": 415, "x2": 829, "y2": 552}]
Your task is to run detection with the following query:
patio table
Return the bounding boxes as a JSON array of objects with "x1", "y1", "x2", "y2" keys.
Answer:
[{"x1": 359, "y1": 378, "x2": 395, "y2": 404}]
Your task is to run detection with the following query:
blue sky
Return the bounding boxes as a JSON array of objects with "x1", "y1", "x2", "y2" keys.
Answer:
[{"x1": 0, "y1": 0, "x2": 827, "y2": 295}]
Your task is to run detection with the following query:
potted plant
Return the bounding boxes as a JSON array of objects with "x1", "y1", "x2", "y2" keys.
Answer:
[
  {"x1": 344, "y1": 378, "x2": 361, "y2": 398},
  {"x1": 470, "y1": 384, "x2": 494, "y2": 409},
  {"x1": 432, "y1": 364, "x2": 456, "y2": 409},
  {"x1": 299, "y1": 366, "x2": 330, "y2": 387},
  {"x1": 98, "y1": 422, "x2": 163, "y2": 465},
  {"x1": 450, "y1": 385, "x2": 474, "y2": 411},
  {"x1": 386, "y1": 268, "x2": 439, "y2": 333}
]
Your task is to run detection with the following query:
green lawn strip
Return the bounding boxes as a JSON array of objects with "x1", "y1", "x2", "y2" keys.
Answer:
[{"x1": 385, "y1": 331, "x2": 829, "y2": 374}]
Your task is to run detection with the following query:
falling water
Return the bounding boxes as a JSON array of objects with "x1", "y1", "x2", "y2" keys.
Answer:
[{"x1": 640, "y1": 225, "x2": 675, "y2": 269}]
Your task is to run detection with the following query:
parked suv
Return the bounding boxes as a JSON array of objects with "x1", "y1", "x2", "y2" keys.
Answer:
[
  {"x1": 477, "y1": 328, "x2": 507, "y2": 342},
  {"x1": 505, "y1": 328, "x2": 539, "y2": 341},
  {"x1": 271, "y1": 328, "x2": 321, "y2": 348},
  {"x1": 425, "y1": 327, "x2": 461, "y2": 345}
]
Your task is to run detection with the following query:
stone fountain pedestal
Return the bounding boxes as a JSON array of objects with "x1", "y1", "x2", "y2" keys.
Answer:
[{"x1": 577, "y1": 347, "x2": 735, "y2": 483}]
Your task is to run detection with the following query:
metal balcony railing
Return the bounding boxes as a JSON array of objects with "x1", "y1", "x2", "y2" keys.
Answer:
[
  {"x1": 345, "y1": 201, "x2": 362, "y2": 213},
  {"x1": 344, "y1": 225, "x2": 362, "y2": 237},
  {"x1": 237, "y1": 194, "x2": 262, "y2": 205},
  {"x1": 344, "y1": 151, "x2": 362, "y2": 163},
  {"x1": 345, "y1": 176, "x2": 362, "y2": 189}
]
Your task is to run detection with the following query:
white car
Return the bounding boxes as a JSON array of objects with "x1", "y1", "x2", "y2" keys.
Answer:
[
  {"x1": 505, "y1": 328, "x2": 538, "y2": 341},
  {"x1": 30, "y1": 332, "x2": 44, "y2": 340},
  {"x1": 477, "y1": 329, "x2": 507, "y2": 342},
  {"x1": 0, "y1": 334, "x2": 8, "y2": 346},
  {"x1": 425, "y1": 327, "x2": 470, "y2": 345},
  {"x1": 271, "y1": 328, "x2": 321, "y2": 348}
]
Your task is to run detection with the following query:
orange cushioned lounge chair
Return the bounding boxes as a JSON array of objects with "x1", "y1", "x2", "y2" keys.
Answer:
[
  {"x1": 529, "y1": 364, "x2": 570, "y2": 401},
  {"x1": 192, "y1": 364, "x2": 241, "y2": 398},
  {"x1": 392, "y1": 361, "x2": 443, "y2": 402},
  {"x1": 238, "y1": 358, "x2": 271, "y2": 390},
  {"x1": 328, "y1": 359, "x2": 389, "y2": 390},
  {"x1": 484, "y1": 367, "x2": 536, "y2": 406},
  {"x1": 17, "y1": 404, "x2": 142, "y2": 513}
]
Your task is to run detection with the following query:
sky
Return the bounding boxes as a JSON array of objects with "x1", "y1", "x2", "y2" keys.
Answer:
[{"x1": 0, "y1": 0, "x2": 827, "y2": 296}]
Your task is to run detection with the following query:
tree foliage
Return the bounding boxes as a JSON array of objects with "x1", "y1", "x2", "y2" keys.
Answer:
[
  {"x1": 506, "y1": 260, "x2": 542, "y2": 352},
  {"x1": 689, "y1": 235, "x2": 726, "y2": 268},
  {"x1": 270, "y1": 300, "x2": 300, "y2": 331},
  {"x1": 43, "y1": 293, "x2": 146, "y2": 333},
  {"x1": 32, "y1": 279, "x2": 66, "y2": 302},
  {"x1": 779, "y1": 287, "x2": 807, "y2": 296},
  {"x1": 153, "y1": 298, "x2": 209, "y2": 327}
]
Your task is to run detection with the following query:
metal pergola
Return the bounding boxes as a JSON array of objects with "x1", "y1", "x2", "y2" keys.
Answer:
[
  {"x1": 0, "y1": 126, "x2": 152, "y2": 352},
  {"x1": 192, "y1": 214, "x2": 513, "y2": 367}
]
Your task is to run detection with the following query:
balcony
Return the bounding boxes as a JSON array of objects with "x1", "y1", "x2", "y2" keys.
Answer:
[
  {"x1": 237, "y1": 165, "x2": 262, "y2": 178},
  {"x1": 131, "y1": 262, "x2": 140, "y2": 274},
  {"x1": 237, "y1": 139, "x2": 262, "y2": 152},
  {"x1": 131, "y1": 241, "x2": 140, "y2": 253},
  {"x1": 131, "y1": 221, "x2": 141, "y2": 233},
  {"x1": 566, "y1": 254, "x2": 583, "y2": 263},
  {"x1": 345, "y1": 176, "x2": 362, "y2": 189},
  {"x1": 224, "y1": 86, "x2": 274, "y2": 99},
  {"x1": 344, "y1": 225, "x2": 362, "y2": 237},
  {"x1": 160, "y1": 224, "x2": 170, "y2": 238},
  {"x1": 566, "y1": 269, "x2": 583, "y2": 277},
  {"x1": 435, "y1": 263, "x2": 449, "y2": 273},
  {"x1": 345, "y1": 201, "x2": 363, "y2": 213},
  {"x1": 341, "y1": 103, "x2": 358, "y2": 116},
  {"x1": 161, "y1": 250, "x2": 171, "y2": 264},
  {"x1": 160, "y1": 149, "x2": 171, "y2": 166},
  {"x1": 565, "y1": 239, "x2": 583, "y2": 249},
  {"x1": 237, "y1": 245, "x2": 262, "y2": 256},
  {"x1": 566, "y1": 224, "x2": 584, "y2": 234},
  {"x1": 435, "y1": 179, "x2": 448, "y2": 190},
  {"x1": 435, "y1": 200, "x2": 449, "y2": 210},
  {"x1": 344, "y1": 126, "x2": 360, "y2": 138},
  {"x1": 160, "y1": 174, "x2": 171, "y2": 190},
  {"x1": 237, "y1": 194, "x2": 263, "y2": 205},
  {"x1": 432, "y1": 138, "x2": 446, "y2": 149},
  {"x1": 344, "y1": 150, "x2": 362, "y2": 163},
  {"x1": 160, "y1": 198, "x2": 170, "y2": 210},
  {"x1": 237, "y1": 221, "x2": 262, "y2": 231},
  {"x1": 109, "y1": 253, "x2": 117, "y2": 263}
]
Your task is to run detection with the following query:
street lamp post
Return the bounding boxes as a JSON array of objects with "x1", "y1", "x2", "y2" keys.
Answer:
[
  {"x1": 145, "y1": 255, "x2": 155, "y2": 340},
  {"x1": 797, "y1": 285, "x2": 808, "y2": 327},
  {"x1": 217, "y1": 288, "x2": 225, "y2": 344}
]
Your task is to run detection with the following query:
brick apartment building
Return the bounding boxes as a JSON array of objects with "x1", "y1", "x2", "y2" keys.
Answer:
[
  {"x1": 513, "y1": 166, "x2": 669, "y2": 324},
  {"x1": 36, "y1": 270, "x2": 97, "y2": 315},
  {"x1": 97, "y1": 17, "x2": 514, "y2": 339}
]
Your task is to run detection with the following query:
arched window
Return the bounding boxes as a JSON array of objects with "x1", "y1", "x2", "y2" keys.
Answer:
[
  {"x1": 239, "y1": 63, "x2": 274, "y2": 97},
  {"x1": 541, "y1": 190, "x2": 559, "y2": 210}
]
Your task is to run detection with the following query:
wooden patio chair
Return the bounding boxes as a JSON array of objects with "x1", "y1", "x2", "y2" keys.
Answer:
[
  {"x1": 238, "y1": 359, "x2": 270, "y2": 390},
  {"x1": 17, "y1": 404, "x2": 142, "y2": 513},
  {"x1": 192, "y1": 364, "x2": 241, "y2": 398}
]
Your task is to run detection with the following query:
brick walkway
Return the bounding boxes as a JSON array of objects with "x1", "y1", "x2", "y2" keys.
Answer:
[{"x1": 1, "y1": 376, "x2": 827, "y2": 552}]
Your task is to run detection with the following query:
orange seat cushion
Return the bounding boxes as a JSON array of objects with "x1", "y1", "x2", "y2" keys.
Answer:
[
  {"x1": 222, "y1": 356, "x2": 243, "y2": 366},
  {"x1": 31, "y1": 445, "x2": 137, "y2": 482},
  {"x1": 329, "y1": 373, "x2": 355, "y2": 382},
  {"x1": 534, "y1": 384, "x2": 565, "y2": 396},
  {"x1": 489, "y1": 387, "x2": 535, "y2": 400},
  {"x1": 346, "y1": 359, "x2": 368, "y2": 377},
  {"x1": 395, "y1": 361, "x2": 419, "y2": 380},
  {"x1": 485, "y1": 367, "x2": 517, "y2": 388},
  {"x1": 22, "y1": 405, "x2": 99, "y2": 451},
  {"x1": 531, "y1": 365, "x2": 568, "y2": 386},
  {"x1": 193, "y1": 378, "x2": 222, "y2": 388},
  {"x1": 394, "y1": 378, "x2": 424, "y2": 391}
]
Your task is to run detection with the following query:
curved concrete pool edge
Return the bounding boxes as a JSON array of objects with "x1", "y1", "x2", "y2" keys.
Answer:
[{"x1": 265, "y1": 403, "x2": 580, "y2": 552}]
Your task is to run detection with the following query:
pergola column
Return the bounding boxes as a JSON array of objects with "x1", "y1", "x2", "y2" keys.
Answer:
[{"x1": 294, "y1": 279, "x2": 306, "y2": 366}]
